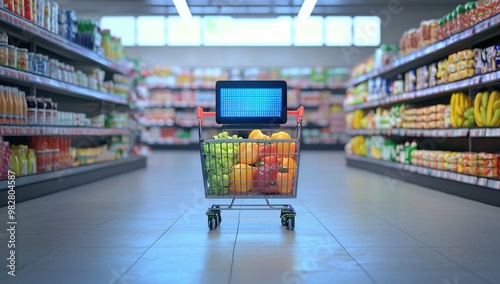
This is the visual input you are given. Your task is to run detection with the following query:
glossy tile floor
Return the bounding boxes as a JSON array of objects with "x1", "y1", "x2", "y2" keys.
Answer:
[{"x1": 1, "y1": 151, "x2": 500, "y2": 284}]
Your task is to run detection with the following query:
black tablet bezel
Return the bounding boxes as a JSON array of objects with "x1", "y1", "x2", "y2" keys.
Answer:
[{"x1": 215, "y1": 80, "x2": 287, "y2": 125}]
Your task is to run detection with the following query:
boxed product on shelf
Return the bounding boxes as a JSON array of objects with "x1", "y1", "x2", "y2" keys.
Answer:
[
  {"x1": 402, "y1": 104, "x2": 449, "y2": 129},
  {"x1": 475, "y1": 45, "x2": 500, "y2": 75},
  {"x1": 416, "y1": 66, "x2": 429, "y2": 90},
  {"x1": 400, "y1": 19, "x2": 438, "y2": 56},
  {"x1": 404, "y1": 70, "x2": 416, "y2": 92}
]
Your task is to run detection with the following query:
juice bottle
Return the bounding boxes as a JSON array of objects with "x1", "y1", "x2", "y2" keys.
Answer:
[
  {"x1": 0, "y1": 86, "x2": 6, "y2": 124},
  {"x1": 44, "y1": 98, "x2": 52, "y2": 125},
  {"x1": 26, "y1": 95, "x2": 37, "y2": 125},
  {"x1": 20, "y1": 91, "x2": 27, "y2": 125},
  {"x1": 11, "y1": 88, "x2": 19, "y2": 125},
  {"x1": 5, "y1": 87, "x2": 13, "y2": 125},
  {"x1": 36, "y1": 97, "x2": 45, "y2": 125}
]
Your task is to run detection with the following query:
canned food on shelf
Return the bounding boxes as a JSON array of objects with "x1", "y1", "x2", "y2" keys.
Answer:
[{"x1": 7, "y1": 45, "x2": 17, "y2": 68}]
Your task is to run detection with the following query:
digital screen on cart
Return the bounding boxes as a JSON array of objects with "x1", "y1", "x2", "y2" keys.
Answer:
[{"x1": 216, "y1": 80, "x2": 287, "y2": 124}]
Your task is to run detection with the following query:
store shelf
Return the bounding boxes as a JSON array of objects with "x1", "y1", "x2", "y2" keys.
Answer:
[
  {"x1": 346, "y1": 128, "x2": 470, "y2": 138},
  {"x1": 345, "y1": 70, "x2": 500, "y2": 111},
  {"x1": 349, "y1": 13, "x2": 500, "y2": 86},
  {"x1": 0, "y1": 9, "x2": 129, "y2": 75},
  {"x1": 0, "y1": 66, "x2": 128, "y2": 105},
  {"x1": 346, "y1": 154, "x2": 500, "y2": 207},
  {"x1": 0, "y1": 125, "x2": 131, "y2": 136},
  {"x1": 0, "y1": 155, "x2": 147, "y2": 206}
]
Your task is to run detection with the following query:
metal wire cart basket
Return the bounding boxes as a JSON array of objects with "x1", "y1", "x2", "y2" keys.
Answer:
[{"x1": 196, "y1": 80, "x2": 304, "y2": 230}]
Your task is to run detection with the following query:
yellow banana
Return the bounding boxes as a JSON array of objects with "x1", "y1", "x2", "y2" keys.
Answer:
[
  {"x1": 459, "y1": 93, "x2": 466, "y2": 109},
  {"x1": 474, "y1": 107, "x2": 483, "y2": 127},
  {"x1": 450, "y1": 93, "x2": 456, "y2": 108},
  {"x1": 455, "y1": 103, "x2": 465, "y2": 118},
  {"x1": 474, "y1": 92, "x2": 482, "y2": 110},
  {"x1": 487, "y1": 90, "x2": 497, "y2": 125},
  {"x1": 481, "y1": 105, "x2": 488, "y2": 126},
  {"x1": 482, "y1": 91, "x2": 489, "y2": 109},
  {"x1": 494, "y1": 100, "x2": 500, "y2": 110},
  {"x1": 491, "y1": 109, "x2": 500, "y2": 126}
]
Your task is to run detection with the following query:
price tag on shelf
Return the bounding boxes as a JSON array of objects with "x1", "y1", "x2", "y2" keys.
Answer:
[
  {"x1": 491, "y1": 14, "x2": 500, "y2": 26},
  {"x1": 477, "y1": 178, "x2": 488, "y2": 187},
  {"x1": 486, "y1": 129, "x2": 492, "y2": 137},
  {"x1": 487, "y1": 180, "x2": 500, "y2": 190},
  {"x1": 475, "y1": 20, "x2": 489, "y2": 33},
  {"x1": 444, "y1": 171, "x2": 451, "y2": 180}
]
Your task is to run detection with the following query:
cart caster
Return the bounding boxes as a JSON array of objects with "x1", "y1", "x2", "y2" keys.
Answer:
[
  {"x1": 286, "y1": 217, "x2": 295, "y2": 231},
  {"x1": 280, "y1": 209, "x2": 293, "y2": 226},
  {"x1": 213, "y1": 210, "x2": 221, "y2": 224},
  {"x1": 208, "y1": 215, "x2": 218, "y2": 230}
]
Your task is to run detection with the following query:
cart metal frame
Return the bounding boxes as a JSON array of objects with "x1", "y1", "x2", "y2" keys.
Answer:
[{"x1": 197, "y1": 106, "x2": 304, "y2": 230}]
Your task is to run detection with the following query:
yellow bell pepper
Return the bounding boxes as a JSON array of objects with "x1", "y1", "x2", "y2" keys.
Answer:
[
  {"x1": 271, "y1": 131, "x2": 296, "y2": 158},
  {"x1": 238, "y1": 142, "x2": 259, "y2": 165},
  {"x1": 249, "y1": 129, "x2": 270, "y2": 140},
  {"x1": 229, "y1": 163, "x2": 255, "y2": 194}
]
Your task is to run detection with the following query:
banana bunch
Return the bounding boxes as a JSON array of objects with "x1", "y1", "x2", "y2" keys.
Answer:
[
  {"x1": 450, "y1": 92, "x2": 474, "y2": 127},
  {"x1": 474, "y1": 91, "x2": 500, "y2": 127}
]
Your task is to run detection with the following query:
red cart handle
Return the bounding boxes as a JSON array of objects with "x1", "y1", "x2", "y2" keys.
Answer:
[{"x1": 197, "y1": 106, "x2": 304, "y2": 124}]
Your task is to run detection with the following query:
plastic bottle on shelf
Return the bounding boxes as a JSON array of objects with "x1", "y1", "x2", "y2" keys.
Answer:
[
  {"x1": 0, "y1": 86, "x2": 6, "y2": 124},
  {"x1": 13, "y1": 88, "x2": 22, "y2": 125},
  {"x1": 36, "y1": 97, "x2": 45, "y2": 125},
  {"x1": 44, "y1": 98, "x2": 52, "y2": 125},
  {"x1": 52, "y1": 101, "x2": 57, "y2": 125},
  {"x1": 26, "y1": 95, "x2": 37, "y2": 125},
  {"x1": 20, "y1": 91, "x2": 27, "y2": 125},
  {"x1": 101, "y1": 29, "x2": 112, "y2": 59}
]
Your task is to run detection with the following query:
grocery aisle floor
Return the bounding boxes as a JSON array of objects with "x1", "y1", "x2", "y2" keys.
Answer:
[{"x1": 1, "y1": 151, "x2": 500, "y2": 284}]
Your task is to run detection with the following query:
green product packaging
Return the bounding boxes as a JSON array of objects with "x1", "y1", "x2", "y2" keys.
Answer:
[
  {"x1": 28, "y1": 149, "x2": 37, "y2": 175},
  {"x1": 10, "y1": 148, "x2": 20, "y2": 176}
]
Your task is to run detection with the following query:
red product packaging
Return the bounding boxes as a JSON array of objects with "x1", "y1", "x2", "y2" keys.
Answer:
[
  {"x1": 0, "y1": 136, "x2": 3, "y2": 179},
  {"x1": 478, "y1": 167, "x2": 499, "y2": 178}
]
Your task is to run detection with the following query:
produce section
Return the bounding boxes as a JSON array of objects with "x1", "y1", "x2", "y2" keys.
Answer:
[
  {"x1": 344, "y1": 5, "x2": 500, "y2": 206},
  {"x1": 0, "y1": 7, "x2": 146, "y2": 205},
  {"x1": 135, "y1": 66, "x2": 348, "y2": 149}
]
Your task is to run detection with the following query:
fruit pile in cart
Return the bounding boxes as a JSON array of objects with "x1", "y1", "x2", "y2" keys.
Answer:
[{"x1": 202, "y1": 130, "x2": 298, "y2": 196}]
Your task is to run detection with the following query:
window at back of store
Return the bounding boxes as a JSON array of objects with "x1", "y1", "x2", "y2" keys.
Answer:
[
  {"x1": 100, "y1": 15, "x2": 380, "y2": 47},
  {"x1": 136, "y1": 16, "x2": 165, "y2": 46}
]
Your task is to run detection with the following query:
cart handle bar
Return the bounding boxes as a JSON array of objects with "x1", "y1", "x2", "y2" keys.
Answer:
[{"x1": 197, "y1": 106, "x2": 304, "y2": 124}]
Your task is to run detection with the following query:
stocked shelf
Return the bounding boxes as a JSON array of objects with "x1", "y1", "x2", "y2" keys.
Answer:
[
  {"x1": 0, "y1": 156, "x2": 147, "y2": 206},
  {"x1": 350, "y1": 13, "x2": 500, "y2": 85},
  {"x1": 0, "y1": 66, "x2": 128, "y2": 105},
  {"x1": 345, "y1": 70, "x2": 500, "y2": 111},
  {"x1": 149, "y1": 142, "x2": 346, "y2": 151},
  {"x1": 346, "y1": 128, "x2": 470, "y2": 137},
  {"x1": 346, "y1": 154, "x2": 500, "y2": 207},
  {"x1": 0, "y1": 9, "x2": 129, "y2": 75},
  {"x1": 0, "y1": 125, "x2": 131, "y2": 136}
]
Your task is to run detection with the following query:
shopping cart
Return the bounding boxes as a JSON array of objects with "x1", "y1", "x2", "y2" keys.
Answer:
[{"x1": 197, "y1": 82, "x2": 304, "y2": 230}]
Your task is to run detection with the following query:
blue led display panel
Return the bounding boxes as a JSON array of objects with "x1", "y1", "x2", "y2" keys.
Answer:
[{"x1": 216, "y1": 80, "x2": 287, "y2": 124}]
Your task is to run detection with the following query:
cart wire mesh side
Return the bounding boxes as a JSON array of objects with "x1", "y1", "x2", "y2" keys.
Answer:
[{"x1": 197, "y1": 106, "x2": 304, "y2": 230}]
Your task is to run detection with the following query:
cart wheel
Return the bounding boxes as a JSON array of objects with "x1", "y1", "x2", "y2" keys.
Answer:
[
  {"x1": 281, "y1": 215, "x2": 287, "y2": 226},
  {"x1": 213, "y1": 210, "x2": 221, "y2": 224},
  {"x1": 208, "y1": 216, "x2": 218, "y2": 230},
  {"x1": 286, "y1": 217, "x2": 295, "y2": 231}
]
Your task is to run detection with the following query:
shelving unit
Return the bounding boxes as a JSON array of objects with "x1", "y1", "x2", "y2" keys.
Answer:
[
  {"x1": 345, "y1": 12, "x2": 500, "y2": 206},
  {"x1": 346, "y1": 154, "x2": 500, "y2": 207},
  {"x1": 0, "y1": 9, "x2": 146, "y2": 200},
  {"x1": 348, "y1": 13, "x2": 500, "y2": 86}
]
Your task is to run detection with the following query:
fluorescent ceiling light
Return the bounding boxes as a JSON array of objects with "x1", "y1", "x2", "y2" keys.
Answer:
[
  {"x1": 173, "y1": 0, "x2": 192, "y2": 19},
  {"x1": 297, "y1": 0, "x2": 317, "y2": 19}
]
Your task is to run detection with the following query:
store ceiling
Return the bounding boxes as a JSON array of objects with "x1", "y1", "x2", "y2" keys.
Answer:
[{"x1": 61, "y1": 0, "x2": 467, "y2": 17}]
